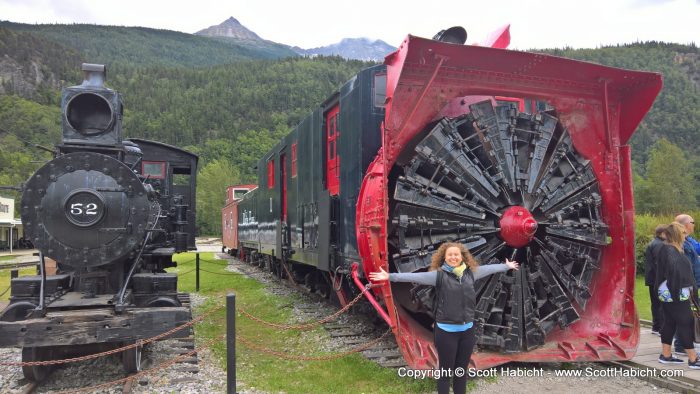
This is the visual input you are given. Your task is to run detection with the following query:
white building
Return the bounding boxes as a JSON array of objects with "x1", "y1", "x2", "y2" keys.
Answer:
[{"x1": 0, "y1": 196, "x2": 23, "y2": 253}]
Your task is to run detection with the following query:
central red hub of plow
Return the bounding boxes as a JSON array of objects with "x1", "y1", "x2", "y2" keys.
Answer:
[{"x1": 499, "y1": 206, "x2": 538, "y2": 248}]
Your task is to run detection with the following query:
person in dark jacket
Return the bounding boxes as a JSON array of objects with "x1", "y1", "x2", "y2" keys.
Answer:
[
  {"x1": 676, "y1": 214, "x2": 700, "y2": 284},
  {"x1": 672, "y1": 214, "x2": 700, "y2": 354},
  {"x1": 369, "y1": 242, "x2": 519, "y2": 394},
  {"x1": 656, "y1": 222, "x2": 700, "y2": 368},
  {"x1": 645, "y1": 225, "x2": 667, "y2": 335}
]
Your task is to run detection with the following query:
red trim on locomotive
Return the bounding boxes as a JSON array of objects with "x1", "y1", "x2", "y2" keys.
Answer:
[
  {"x1": 325, "y1": 105, "x2": 340, "y2": 196},
  {"x1": 141, "y1": 161, "x2": 166, "y2": 179},
  {"x1": 267, "y1": 159, "x2": 275, "y2": 189}
]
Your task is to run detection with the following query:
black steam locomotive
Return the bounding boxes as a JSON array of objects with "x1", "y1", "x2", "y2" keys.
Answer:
[{"x1": 0, "y1": 64, "x2": 197, "y2": 380}]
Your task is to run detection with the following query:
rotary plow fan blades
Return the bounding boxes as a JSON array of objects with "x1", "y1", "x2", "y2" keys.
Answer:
[{"x1": 388, "y1": 99, "x2": 608, "y2": 353}]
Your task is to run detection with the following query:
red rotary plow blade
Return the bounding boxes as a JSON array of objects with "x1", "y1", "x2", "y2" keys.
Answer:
[{"x1": 356, "y1": 35, "x2": 661, "y2": 369}]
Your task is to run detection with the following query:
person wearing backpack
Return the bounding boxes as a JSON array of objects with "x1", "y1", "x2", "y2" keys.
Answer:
[{"x1": 369, "y1": 242, "x2": 519, "y2": 394}]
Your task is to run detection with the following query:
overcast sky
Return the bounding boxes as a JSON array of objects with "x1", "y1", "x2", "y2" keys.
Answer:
[{"x1": 0, "y1": 0, "x2": 698, "y2": 50}]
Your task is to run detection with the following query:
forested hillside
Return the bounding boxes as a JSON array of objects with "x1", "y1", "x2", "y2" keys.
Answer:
[
  {"x1": 0, "y1": 22, "x2": 698, "y2": 235},
  {"x1": 0, "y1": 21, "x2": 297, "y2": 67},
  {"x1": 538, "y1": 42, "x2": 700, "y2": 165}
]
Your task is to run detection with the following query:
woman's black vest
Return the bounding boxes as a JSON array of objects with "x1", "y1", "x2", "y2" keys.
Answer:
[{"x1": 434, "y1": 269, "x2": 476, "y2": 324}]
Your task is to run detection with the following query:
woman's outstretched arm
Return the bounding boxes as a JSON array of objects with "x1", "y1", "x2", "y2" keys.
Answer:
[
  {"x1": 473, "y1": 259, "x2": 519, "y2": 280},
  {"x1": 369, "y1": 267, "x2": 437, "y2": 286}
]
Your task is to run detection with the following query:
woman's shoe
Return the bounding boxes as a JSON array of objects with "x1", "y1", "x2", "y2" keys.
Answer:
[{"x1": 659, "y1": 354, "x2": 684, "y2": 364}]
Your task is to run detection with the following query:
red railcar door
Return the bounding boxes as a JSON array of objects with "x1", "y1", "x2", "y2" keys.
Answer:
[
  {"x1": 280, "y1": 153, "x2": 287, "y2": 222},
  {"x1": 325, "y1": 106, "x2": 340, "y2": 196}
]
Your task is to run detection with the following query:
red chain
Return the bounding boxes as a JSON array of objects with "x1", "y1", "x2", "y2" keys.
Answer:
[
  {"x1": 238, "y1": 286, "x2": 369, "y2": 330},
  {"x1": 0, "y1": 304, "x2": 222, "y2": 367}
]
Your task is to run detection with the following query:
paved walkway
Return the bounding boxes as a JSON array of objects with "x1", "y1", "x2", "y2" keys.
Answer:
[{"x1": 630, "y1": 326, "x2": 700, "y2": 391}]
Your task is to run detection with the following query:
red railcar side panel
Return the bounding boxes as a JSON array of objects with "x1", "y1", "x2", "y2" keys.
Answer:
[
  {"x1": 222, "y1": 185, "x2": 257, "y2": 251},
  {"x1": 222, "y1": 202, "x2": 238, "y2": 250}
]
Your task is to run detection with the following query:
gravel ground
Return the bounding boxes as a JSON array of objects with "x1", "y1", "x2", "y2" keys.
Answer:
[{"x1": 0, "y1": 329, "x2": 227, "y2": 394}]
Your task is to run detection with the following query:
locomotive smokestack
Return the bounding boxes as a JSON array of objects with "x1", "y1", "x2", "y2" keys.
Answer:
[
  {"x1": 80, "y1": 63, "x2": 107, "y2": 88},
  {"x1": 432, "y1": 26, "x2": 467, "y2": 44}
]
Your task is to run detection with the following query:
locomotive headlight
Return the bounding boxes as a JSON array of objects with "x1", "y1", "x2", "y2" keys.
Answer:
[
  {"x1": 65, "y1": 92, "x2": 115, "y2": 136},
  {"x1": 63, "y1": 189, "x2": 106, "y2": 227}
]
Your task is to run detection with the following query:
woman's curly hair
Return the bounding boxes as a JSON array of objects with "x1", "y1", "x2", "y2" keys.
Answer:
[{"x1": 429, "y1": 242, "x2": 479, "y2": 272}]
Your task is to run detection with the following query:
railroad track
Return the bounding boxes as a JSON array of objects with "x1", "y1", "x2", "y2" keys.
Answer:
[
  {"x1": 0, "y1": 261, "x2": 39, "y2": 270},
  {"x1": 218, "y1": 253, "x2": 407, "y2": 369}
]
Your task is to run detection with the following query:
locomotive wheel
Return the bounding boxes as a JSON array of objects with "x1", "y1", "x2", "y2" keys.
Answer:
[
  {"x1": 22, "y1": 347, "x2": 54, "y2": 382},
  {"x1": 122, "y1": 342, "x2": 142, "y2": 373},
  {"x1": 266, "y1": 256, "x2": 274, "y2": 273},
  {"x1": 0, "y1": 301, "x2": 37, "y2": 322},
  {"x1": 316, "y1": 275, "x2": 332, "y2": 299},
  {"x1": 388, "y1": 100, "x2": 608, "y2": 353},
  {"x1": 303, "y1": 272, "x2": 316, "y2": 293}
]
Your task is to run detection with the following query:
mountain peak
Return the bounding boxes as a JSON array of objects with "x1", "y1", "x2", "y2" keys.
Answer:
[
  {"x1": 196, "y1": 17, "x2": 261, "y2": 41},
  {"x1": 298, "y1": 37, "x2": 396, "y2": 61},
  {"x1": 223, "y1": 17, "x2": 240, "y2": 25}
]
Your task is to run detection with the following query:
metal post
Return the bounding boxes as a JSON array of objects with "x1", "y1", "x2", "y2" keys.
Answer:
[
  {"x1": 227, "y1": 293, "x2": 236, "y2": 394},
  {"x1": 196, "y1": 253, "x2": 200, "y2": 292},
  {"x1": 33, "y1": 252, "x2": 46, "y2": 317},
  {"x1": 10, "y1": 269, "x2": 18, "y2": 279}
]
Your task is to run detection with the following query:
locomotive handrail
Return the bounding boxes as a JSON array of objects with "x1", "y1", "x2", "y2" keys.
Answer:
[{"x1": 350, "y1": 262, "x2": 394, "y2": 328}]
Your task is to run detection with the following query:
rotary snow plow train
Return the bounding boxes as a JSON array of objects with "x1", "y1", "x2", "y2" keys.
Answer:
[{"x1": 223, "y1": 26, "x2": 662, "y2": 369}]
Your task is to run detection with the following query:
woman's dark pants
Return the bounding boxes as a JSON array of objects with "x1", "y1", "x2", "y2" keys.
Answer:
[{"x1": 434, "y1": 326, "x2": 477, "y2": 394}]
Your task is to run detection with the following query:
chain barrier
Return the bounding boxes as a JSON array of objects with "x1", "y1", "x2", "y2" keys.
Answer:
[
  {"x1": 0, "y1": 304, "x2": 224, "y2": 367},
  {"x1": 198, "y1": 268, "x2": 243, "y2": 276},
  {"x1": 0, "y1": 285, "x2": 10, "y2": 298},
  {"x1": 56, "y1": 325, "x2": 392, "y2": 392},
  {"x1": 238, "y1": 328, "x2": 392, "y2": 361},
  {"x1": 174, "y1": 257, "x2": 196, "y2": 265},
  {"x1": 55, "y1": 334, "x2": 225, "y2": 394},
  {"x1": 199, "y1": 258, "x2": 230, "y2": 266},
  {"x1": 176, "y1": 268, "x2": 196, "y2": 277},
  {"x1": 239, "y1": 285, "x2": 370, "y2": 330}
]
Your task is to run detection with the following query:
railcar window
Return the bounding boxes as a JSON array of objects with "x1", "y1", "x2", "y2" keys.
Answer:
[
  {"x1": 234, "y1": 189, "x2": 248, "y2": 199},
  {"x1": 173, "y1": 167, "x2": 191, "y2": 185},
  {"x1": 142, "y1": 161, "x2": 165, "y2": 179},
  {"x1": 373, "y1": 73, "x2": 386, "y2": 108}
]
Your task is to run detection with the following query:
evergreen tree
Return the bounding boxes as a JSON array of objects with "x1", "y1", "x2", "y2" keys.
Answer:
[
  {"x1": 196, "y1": 159, "x2": 240, "y2": 236},
  {"x1": 635, "y1": 138, "x2": 697, "y2": 214}
]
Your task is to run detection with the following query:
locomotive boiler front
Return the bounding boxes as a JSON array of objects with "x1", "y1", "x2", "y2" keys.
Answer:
[
  {"x1": 21, "y1": 63, "x2": 156, "y2": 268},
  {"x1": 21, "y1": 152, "x2": 154, "y2": 267}
]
